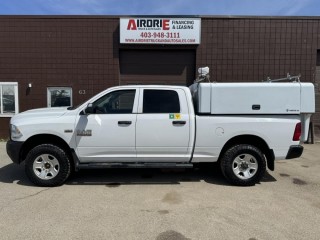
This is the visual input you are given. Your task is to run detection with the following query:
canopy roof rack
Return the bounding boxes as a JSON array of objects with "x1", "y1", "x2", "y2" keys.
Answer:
[{"x1": 264, "y1": 73, "x2": 301, "y2": 83}]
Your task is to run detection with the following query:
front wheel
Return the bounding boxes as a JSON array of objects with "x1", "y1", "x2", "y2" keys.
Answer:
[
  {"x1": 220, "y1": 144, "x2": 266, "y2": 186},
  {"x1": 25, "y1": 144, "x2": 71, "y2": 187}
]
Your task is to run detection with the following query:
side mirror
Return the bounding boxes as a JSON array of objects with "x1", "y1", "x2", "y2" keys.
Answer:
[{"x1": 84, "y1": 103, "x2": 94, "y2": 115}]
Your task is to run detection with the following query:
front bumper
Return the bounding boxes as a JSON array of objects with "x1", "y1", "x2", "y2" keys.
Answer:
[
  {"x1": 6, "y1": 140, "x2": 24, "y2": 164},
  {"x1": 285, "y1": 145, "x2": 303, "y2": 159}
]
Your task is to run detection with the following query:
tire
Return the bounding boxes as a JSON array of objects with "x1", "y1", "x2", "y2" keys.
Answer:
[
  {"x1": 220, "y1": 144, "x2": 266, "y2": 186},
  {"x1": 25, "y1": 144, "x2": 71, "y2": 187}
]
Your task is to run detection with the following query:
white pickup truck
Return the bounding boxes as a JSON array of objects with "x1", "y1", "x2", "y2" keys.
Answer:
[{"x1": 6, "y1": 73, "x2": 315, "y2": 187}]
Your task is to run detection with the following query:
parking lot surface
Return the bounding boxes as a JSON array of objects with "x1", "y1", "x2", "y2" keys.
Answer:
[{"x1": 0, "y1": 142, "x2": 319, "y2": 240}]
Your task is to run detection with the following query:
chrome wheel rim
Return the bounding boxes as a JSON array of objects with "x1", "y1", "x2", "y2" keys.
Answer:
[
  {"x1": 232, "y1": 154, "x2": 258, "y2": 180},
  {"x1": 33, "y1": 154, "x2": 60, "y2": 180}
]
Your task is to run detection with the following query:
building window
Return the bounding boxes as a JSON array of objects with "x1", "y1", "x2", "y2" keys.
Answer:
[
  {"x1": 143, "y1": 90, "x2": 180, "y2": 113},
  {"x1": 317, "y1": 50, "x2": 320, "y2": 66},
  {"x1": 0, "y1": 82, "x2": 19, "y2": 116},
  {"x1": 47, "y1": 87, "x2": 72, "y2": 107}
]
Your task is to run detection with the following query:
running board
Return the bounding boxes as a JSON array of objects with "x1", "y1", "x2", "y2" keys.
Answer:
[{"x1": 77, "y1": 162, "x2": 194, "y2": 169}]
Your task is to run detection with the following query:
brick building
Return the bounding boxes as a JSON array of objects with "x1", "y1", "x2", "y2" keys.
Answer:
[{"x1": 0, "y1": 16, "x2": 319, "y2": 138}]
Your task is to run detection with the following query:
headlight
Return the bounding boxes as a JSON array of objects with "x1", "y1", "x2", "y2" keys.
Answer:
[{"x1": 10, "y1": 124, "x2": 23, "y2": 139}]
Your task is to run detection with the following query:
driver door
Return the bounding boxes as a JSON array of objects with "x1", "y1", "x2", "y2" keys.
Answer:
[{"x1": 75, "y1": 89, "x2": 139, "y2": 162}]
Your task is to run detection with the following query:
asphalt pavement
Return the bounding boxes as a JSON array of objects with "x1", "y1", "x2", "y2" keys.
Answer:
[{"x1": 0, "y1": 142, "x2": 319, "y2": 240}]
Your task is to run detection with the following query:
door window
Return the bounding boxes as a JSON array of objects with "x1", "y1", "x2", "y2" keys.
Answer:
[
  {"x1": 92, "y1": 90, "x2": 136, "y2": 114},
  {"x1": 143, "y1": 90, "x2": 180, "y2": 113}
]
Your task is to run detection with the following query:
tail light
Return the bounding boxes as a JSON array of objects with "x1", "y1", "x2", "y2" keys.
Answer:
[{"x1": 292, "y1": 122, "x2": 301, "y2": 141}]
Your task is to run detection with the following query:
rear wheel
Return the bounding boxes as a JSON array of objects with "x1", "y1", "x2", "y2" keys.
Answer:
[
  {"x1": 25, "y1": 144, "x2": 71, "y2": 187},
  {"x1": 220, "y1": 144, "x2": 266, "y2": 186}
]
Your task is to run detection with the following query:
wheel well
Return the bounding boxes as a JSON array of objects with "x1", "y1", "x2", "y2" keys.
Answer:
[
  {"x1": 219, "y1": 135, "x2": 275, "y2": 171},
  {"x1": 20, "y1": 134, "x2": 74, "y2": 169}
]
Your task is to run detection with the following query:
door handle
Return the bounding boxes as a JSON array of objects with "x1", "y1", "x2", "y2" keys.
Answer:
[
  {"x1": 118, "y1": 121, "x2": 132, "y2": 125},
  {"x1": 172, "y1": 121, "x2": 186, "y2": 125}
]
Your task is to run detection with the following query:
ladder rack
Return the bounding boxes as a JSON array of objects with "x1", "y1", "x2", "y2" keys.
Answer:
[{"x1": 264, "y1": 73, "x2": 301, "y2": 83}]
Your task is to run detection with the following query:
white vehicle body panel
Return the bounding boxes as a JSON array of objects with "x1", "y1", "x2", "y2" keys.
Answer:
[
  {"x1": 75, "y1": 113, "x2": 137, "y2": 162},
  {"x1": 192, "y1": 115, "x2": 300, "y2": 162},
  {"x1": 10, "y1": 107, "x2": 75, "y2": 144},
  {"x1": 191, "y1": 82, "x2": 315, "y2": 114}
]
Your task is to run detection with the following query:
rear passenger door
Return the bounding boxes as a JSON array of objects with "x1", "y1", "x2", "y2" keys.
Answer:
[{"x1": 136, "y1": 88, "x2": 190, "y2": 162}]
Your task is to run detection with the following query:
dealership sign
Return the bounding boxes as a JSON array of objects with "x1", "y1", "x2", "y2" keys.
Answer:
[{"x1": 120, "y1": 18, "x2": 201, "y2": 45}]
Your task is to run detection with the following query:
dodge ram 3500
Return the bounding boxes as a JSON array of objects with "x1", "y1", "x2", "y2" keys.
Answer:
[{"x1": 6, "y1": 70, "x2": 315, "y2": 186}]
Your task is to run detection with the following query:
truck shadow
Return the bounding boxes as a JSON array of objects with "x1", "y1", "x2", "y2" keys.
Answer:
[
  {"x1": 68, "y1": 165, "x2": 228, "y2": 186},
  {"x1": 0, "y1": 163, "x2": 276, "y2": 187},
  {"x1": 0, "y1": 163, "x2": 34, "y2": 186}
]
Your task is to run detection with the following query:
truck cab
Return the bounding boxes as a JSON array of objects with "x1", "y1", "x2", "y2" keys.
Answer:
[{"x1": 75, "y1": 85, "x2": 195, "y2": 163}]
